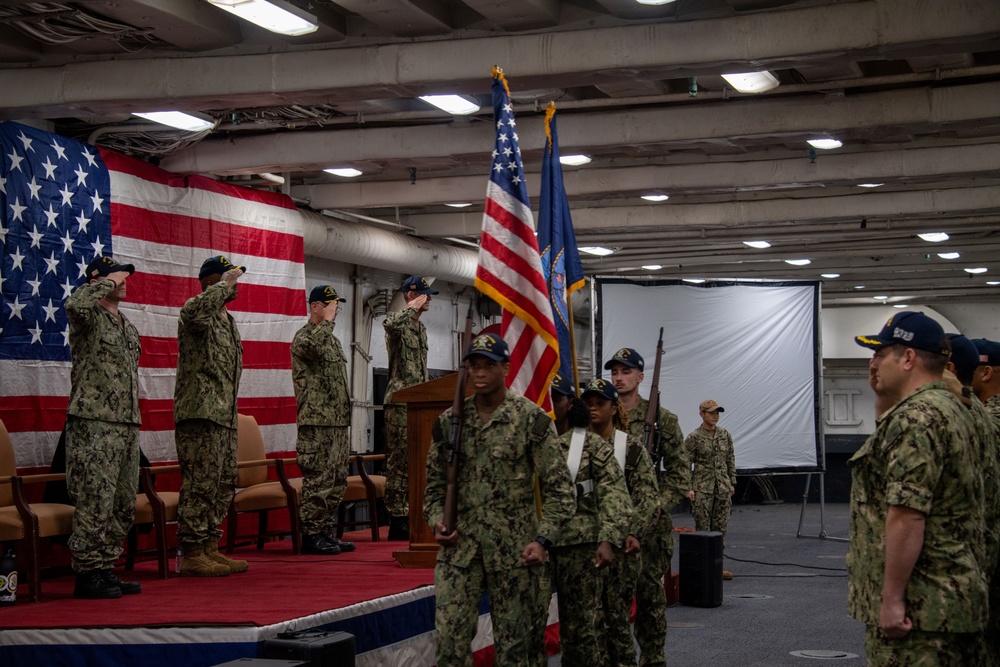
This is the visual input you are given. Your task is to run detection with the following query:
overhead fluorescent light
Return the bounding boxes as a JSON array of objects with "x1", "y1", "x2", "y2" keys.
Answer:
[
  {"x1": 857, "y1": 183, "x2": 884, "y2": 188},
  {"x1": 641, "y1": 194, "x2": 669, "y2": 202},
  {"x1": 132, "y1": 111, "x2": 214, "y2": 132},
  {"x1": 964, "y1": 267, "x2": 988, "y2": 274},
  {"x1": 205, "y1": 0, "x2": 318, "y2": 36},
  {"x1": 445, "y1": 202, "x2": 472, "y2": 208},
  {"x1": 743, "y1": 241, "x2": 771, "y2": 249},
  {"x1": 820, "y1": 273, "x2": 840, "y2": 278},
  {"x1": 874, "y1": 295, "x2": 889, "y2": 300},
  {"x1": 807, "y1": 138, "x2": 843, "y2": 150},
  {"x1": 642, "y1": 264, "x2": 663, "y2": 270},
  {"x1": 721, "y1": 71, "x2": 780, "y2": 94},
  {"x1": 854, "y1": 285, "x2": 865, "y2": 289},
  {"x1": 419, "y1": 94, "x2": 480, "y2": 115},
  {"x1": 634, "y1": 0, "x2": 677, "y2": 5},
  {"x1": 785, "y1": 259, "x2": 811, "y2": 266},
  {"x1": 893, "y1": 304, "x2": 909, "y2": 308},
  {"x1": 559, "y1": 155, "x2": 591, "y2": 166},
  {"x1": 987, "y1": 281, "x2": 1000, "y2": 286},
  {"x1": 918, "y1": 232, "x2": 949, "y2": 243},
  {"x1": 579, "y1": 246, "x2": 613, "y2": 256},
  {"x1": 324, "y1": 167, "x2": 363, "y2": 178},
  {"x1": 937, "y1": 252, "x2": 960, "y2": 260},
  {"x1": 682, "y1": 278, "x2": 706, "y2": 284}
]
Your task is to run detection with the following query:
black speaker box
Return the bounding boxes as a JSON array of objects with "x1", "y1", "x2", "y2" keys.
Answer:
[
  {"x1": 261, "y1": 630, "x2": 356, "y2": 667},
  {"x1": 678, "y1": 530, "x2": 723, "y2": 608},
  {"x1": 212, "y1": 660, "x2": 307, "y2": 667}
]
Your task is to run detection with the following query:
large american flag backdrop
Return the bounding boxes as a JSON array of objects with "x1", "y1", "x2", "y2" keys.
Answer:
[
  {"x1": 0, "y1": 121, "x2": 305, "y2": 470},
  {"x1": 474, "y1": 70, "x2": 559, "y2": 409}
]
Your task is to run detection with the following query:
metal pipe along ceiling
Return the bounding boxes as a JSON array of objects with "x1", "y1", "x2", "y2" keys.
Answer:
[{"x1": 300, "y1": 209, "x2": 478, "y2": 285}]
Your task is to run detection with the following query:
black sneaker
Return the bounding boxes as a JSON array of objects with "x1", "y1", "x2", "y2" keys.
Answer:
[
  {"x1": 321, "y1": 529, "x2": 356, "y2": 552},
  {"x1": 74, "y1": 570, "x2": 122, "y2": 600},
  {"x1": 102, "y1": 570, "x2": 141, "y2": 595},
  {"x1": 387, "y1": 516, "x2": 409, "y2": 541},
  {"x1": 301, "y1": 533, "x2": 341, "y2": 555}
]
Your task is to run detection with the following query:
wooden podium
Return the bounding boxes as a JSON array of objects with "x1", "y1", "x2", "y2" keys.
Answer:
[{"x1": 391, "y1": 372, "x2": 472, "y2": 568}]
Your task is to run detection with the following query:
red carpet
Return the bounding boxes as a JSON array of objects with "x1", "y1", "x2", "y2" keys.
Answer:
[{"x1": 0, "y1": 528, "x2": 434, "y2": 629}]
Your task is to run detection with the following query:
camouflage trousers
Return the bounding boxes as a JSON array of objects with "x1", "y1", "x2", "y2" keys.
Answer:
[
  {"x1": 65, "y1": 416, "x2": 139, "y2": 573},
  {"x1": 175, "y1": 419, "x2": 237, "y2": 549},
  {"x1": 692, "y1": 484, "x2": 732, "y2": 536},
  {"x1": 635, "y1": 519, "x2": 672, "y2": 667},
  {"x1": 864, "y1": 625, "x2": 988, "y2": 667},
  {"x1": 552, "y1": 542, "x2": 604, "y2": 666},
  {"x1": 296, "y1": 425, "x2": 349, "y2": 535},
  {"x1": 598, "y1": 547, "x2": 639, "y2": 667},
  {"x1": 383, "y1": 403, "x2": 409, "y2": 517},
  {"x1": 434, "y1": 558, "x2": 549, "y2": 667},
  {"x1": 988, "y1": 575, "x2": 1000, "y2": 667}
]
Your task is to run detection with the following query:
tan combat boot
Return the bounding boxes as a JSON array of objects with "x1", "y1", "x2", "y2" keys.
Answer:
[
  {"x1": 180, "y1": 547, "x2": 231, "y2": 577},
  {"x1": 205, "y1": 541, "x2": 249, "y2": 574}
]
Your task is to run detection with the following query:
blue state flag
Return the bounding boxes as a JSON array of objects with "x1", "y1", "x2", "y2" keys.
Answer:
[{"x1": 537, "y1": 104, "x2": 585, "y2": 388}]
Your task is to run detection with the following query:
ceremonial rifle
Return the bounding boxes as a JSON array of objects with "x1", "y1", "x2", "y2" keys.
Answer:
[
  {"x1": 443, "y1": 298, "x2": 475, "y2": 534},
  {"x1": 642, "y1": 328, "x2": 664, "y2": 469}
]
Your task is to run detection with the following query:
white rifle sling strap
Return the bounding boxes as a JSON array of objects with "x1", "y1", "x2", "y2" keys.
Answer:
[
  {"x1": 613, "y1": 429, "x2": 628, "y2": 471},
  {"x1": 567, "y1": 427, "x2": 593, "y2": 496}
]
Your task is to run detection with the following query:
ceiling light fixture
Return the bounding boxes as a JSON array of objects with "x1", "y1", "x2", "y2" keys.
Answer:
[
  {"x1": 721, "y1": 71, "x2": 780, "y2": 94},
  {"x1": 419, "y1": 94, "x2": 480, "y2": 115},
  {"x1": 743, "y1": 241, "x2": 771, "y2": 249},
  {"x1": 964, "y1": 267, "x2": 988, "y2": 274},
  {"x1": 820, "y1": 273, "x2": 840, "y2": 278},
  {"x1": 642, "y1": 264, "x2": 663, "y2": 270},
  {"x1": 324, "y1": 167, "x2": 363, "y2": 178},
  {"x1": 807, "y1": 138, "x2": 843, "y2": 150},
  {"x1": 641, "y1": 194, "x2": 670, "y2": 202},
  {"x1": 579, "y1": 246, "x2": 613, "y2": 256},
  {"x1": 204, "y1": 0, "x2": 318, "y2": 36},
  {"x1": 874, "y1": 295, "x2": 889, "y2": 300},
  {"x1": 444, "y1": 202, "x2": 472, "y2": 208},
  {"x1": 682, "y1": 278, "x2": 706, "y2": 284},
  {"x1": 854, "y1": 285, "x2": 865, "y2": 289},
  {"x1": 987, "y1": 281, "x2": 1000, "y2": 286},
  {"x1": 938, "y1": 252, "x2": 960, "y2": 260},
  {"x1": 918, "y1": 232, "x2": 949, "y2": 243},
  {"x1": 634, "y1": 0, "x2": 676, "y2": 5},
  {"x1": 785, "y1": 259, "x2": 811, "y2": 266},
  {"x1": 893, "y1": 304, "x2": 909, "y2": 308},
  {"x1": 559, "y1": 155, "x2": 592, "y2": 166},
  {"x1": 132, "y1": 111, "x2": 215, "y2": 132},
  {"x1": 857, "y1": 183, "x2": 885, "y2": 188}
]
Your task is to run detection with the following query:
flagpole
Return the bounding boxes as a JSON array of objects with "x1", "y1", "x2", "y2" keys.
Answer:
[{"x1": 567, "y1": 289, "x2": 581, "y2": 395}]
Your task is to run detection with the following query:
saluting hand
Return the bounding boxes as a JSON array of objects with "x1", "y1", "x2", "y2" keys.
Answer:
[
  {"x1": 406, "y1": 294, "x2": 429, "y2": 311},
  {"x1": 222, "y1": 267, "x2": 244, "y2": 287},
  {"x1": 105, "y1": 270, "x2": 130, "y2": 287}
]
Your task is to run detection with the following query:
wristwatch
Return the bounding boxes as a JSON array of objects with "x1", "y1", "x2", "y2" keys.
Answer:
[{"x1": 534, "y1": 536, "x2": 553, "y2": 550}]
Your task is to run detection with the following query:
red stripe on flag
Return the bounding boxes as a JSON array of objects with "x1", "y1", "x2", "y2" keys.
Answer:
[
  {"x1": 135, "y1": 397, "x2": 298, "y2": 431},
  {"x1": 475, "y1": 263, "x2": 554, "y2": 339},
  {"x1": 0, "y1": 395, "x2": 69, "y2": 432},
  {"x1": 480, "y1": 231, "x2": 549, "y2": 303},
  {"x1": 125, "y1": 271, "x2": 305, "y2": 316},
  {"x1": 112, "y1": 203, "x2": 304, "y2": 263},
  {"x1": 484, "y1": 198, "x2": 543, "y2": 259},
  {"x1": 139, "y1": 337, "x2": 292, "y2": 370}
]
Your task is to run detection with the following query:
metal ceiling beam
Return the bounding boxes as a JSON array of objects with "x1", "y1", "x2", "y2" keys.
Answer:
[{"x1": 1, "y1": 0, "x2": 997, "y2": 117}]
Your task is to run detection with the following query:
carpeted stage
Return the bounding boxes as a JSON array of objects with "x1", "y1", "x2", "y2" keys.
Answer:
[{"x1": 0, "y1": 528, "x2": 441, "y2": 666}]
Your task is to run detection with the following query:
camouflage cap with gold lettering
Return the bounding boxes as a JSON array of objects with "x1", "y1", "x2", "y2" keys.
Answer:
[
  {"x1": 581, "y1": 378, "x2": 618, "y2": 403},
  {"x1": 854, "y1": 311, "x2": 949, "y2": 356}
]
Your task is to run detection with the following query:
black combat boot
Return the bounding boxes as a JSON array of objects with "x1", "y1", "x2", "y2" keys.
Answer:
[
  {"x1": 73, "y1": 570, "x2": 121, "y2": 599},
  {"x1": 101, "y1": 570, "x2": 142, "y2": 595},
  {"x1": 301, "y1": 533, "x2": 341, "y2": 555},
  {"x1": 322, "y1": 529, "x2": 356, "y2": 552}
]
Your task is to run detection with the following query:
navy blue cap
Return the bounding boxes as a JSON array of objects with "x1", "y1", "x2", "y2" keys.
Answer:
[
  {"x1": 603, "y1": 347, "x2": 644, "y2": 371},
  {"x1": 401, "y1": 275, "x2": 439, "y2": 295},
  {"x1": 854, "y1": 311, "x2": 949, "y2": 356},
  {"x1": 309, "y1": 285, "x2": 346, "y2": 304},
  {"x1": 550, "y1": 373, "x2": 575, "y2": 397},
  {"x1": 581, "y1": 378, "x2": 618, "y2": 403},
  {"x1": 946, "y1": 334, "x2": 980, "y2": 377},
  {"x1": 85, "y1": 255, "x2": 135, "y2": 280},
  {"x1": 972, "y1": 338, "x2": 1000, "y2": 366},
  {"x1": 463, "y1": 333, "x2": 509, "y2": 362},
  {"x1": 199, "y1": 255, "x2": 246, "y2": 280}
]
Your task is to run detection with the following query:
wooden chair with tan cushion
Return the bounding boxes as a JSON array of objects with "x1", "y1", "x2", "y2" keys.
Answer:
[
  {"x1": 126, "y1": 465, "x2": 180, "y2": 578},
  {"x1": 0, "y1": 419, "x2": 76, "y2": 603},
  {"x1": 226, "y1": 414, "x2": 300, "y2": 554},
  {"x1": 334, "y1": 454, "x2": 387, "y2": 542}
]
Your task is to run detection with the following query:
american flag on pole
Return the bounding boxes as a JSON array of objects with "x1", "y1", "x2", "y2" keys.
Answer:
[
  {"x1": 538, "y1": 103, "x2": 585, "y2": 389},
  {"x1": 0, "y1": 121, "x2": 305, "y2": 470},
  {"x1": 474, "y1": 69, "x2": 559, "y2": 409}
]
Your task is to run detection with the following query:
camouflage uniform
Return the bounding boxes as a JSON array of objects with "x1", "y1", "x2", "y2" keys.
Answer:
[
  {"x1": 551, "y1": 428, "x2": 632, "y2": 666},
  {"x1": 424, "y1": 392, "x2": 575, "y2": 667},
  {"x1": 64, "y1": 279, "x2": 141, "y2": 574},
  {"x1": 621, "y1": 400, "x2": 688, "y2": 667},
  {"x1": 972, "y1": 393, "x2": 1000, "y2": 667},
  {"x1": 598, "y1": 431, "x2": 660, "y2": 667},
  {"x1": 684, "y1": 426, "x2": 737, "y2": 535},
  {"x1": 383, "y1": 307, "x2": 429, "y2": 517},
  {"x1": 174, "y1": 281, "x2": 243, "y2": 549},
  {"x1": 292, "y1": 319, "x2": 351, "y2": 535},
  {"x1": 847, "y1": 382, "x2": 988, "y2": 667}
]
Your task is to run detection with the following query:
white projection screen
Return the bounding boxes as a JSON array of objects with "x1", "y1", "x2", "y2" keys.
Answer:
[{"x1": 596, "y1": 279, "x2": 822, "y2": 473}]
